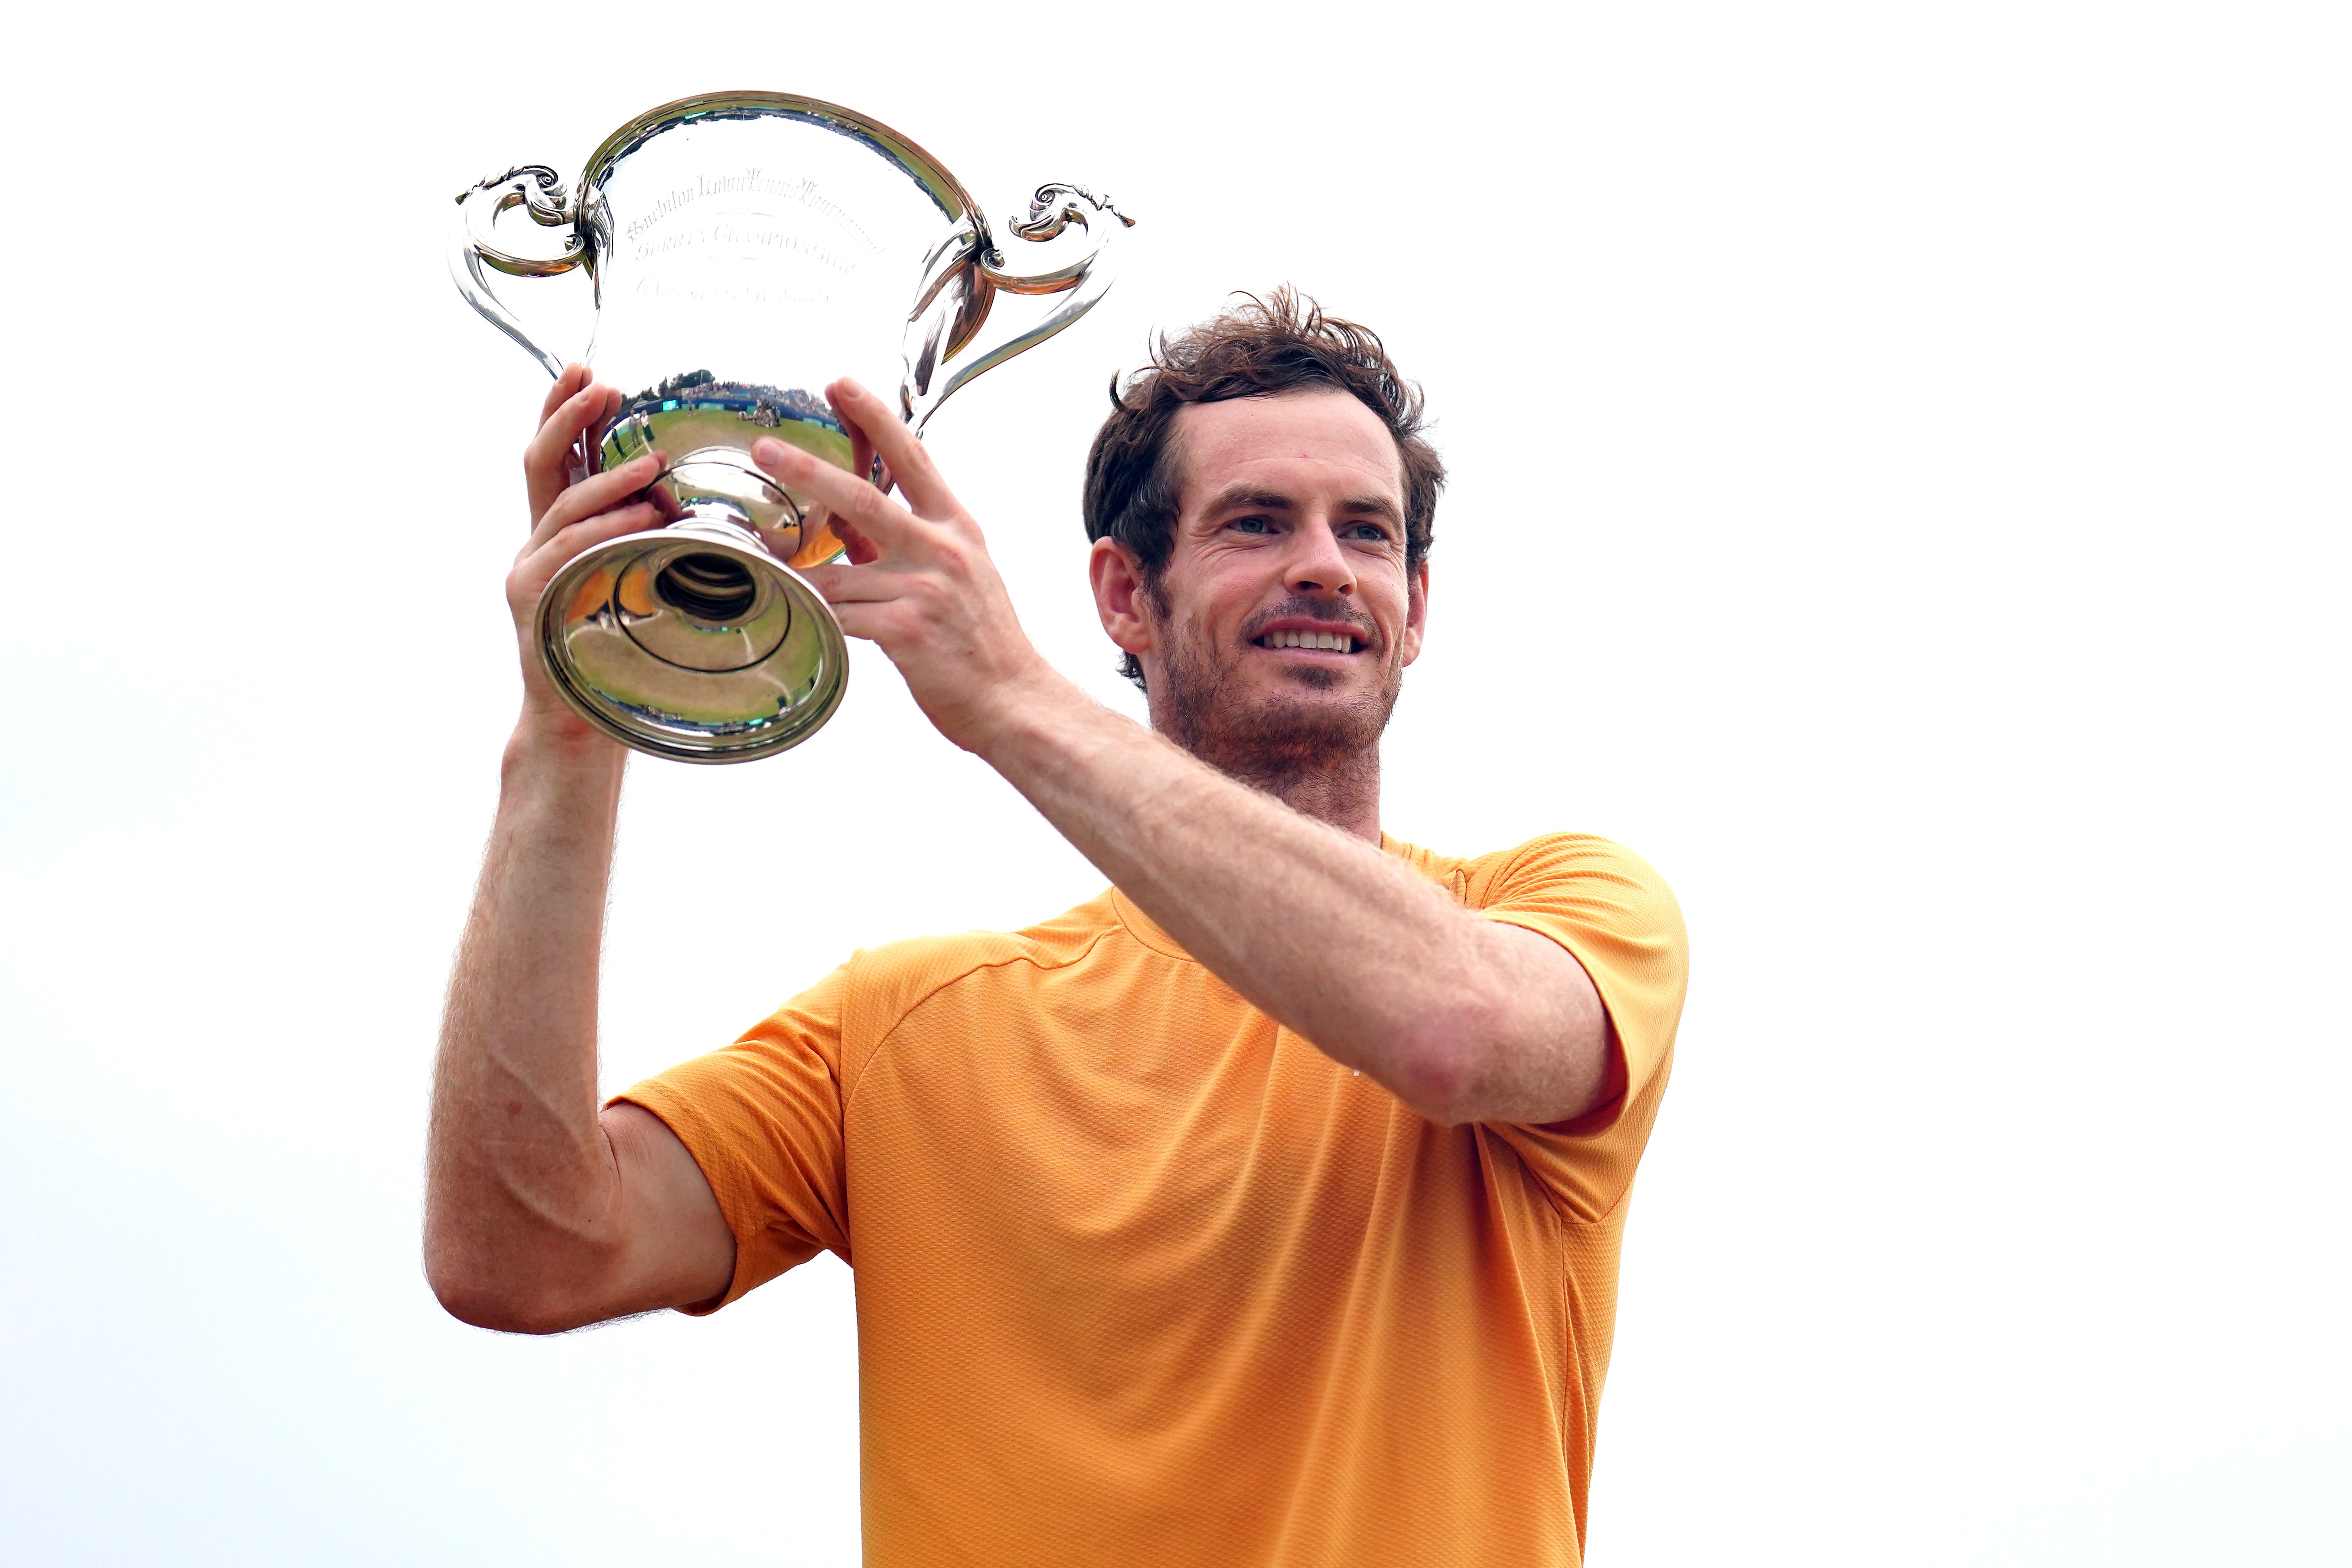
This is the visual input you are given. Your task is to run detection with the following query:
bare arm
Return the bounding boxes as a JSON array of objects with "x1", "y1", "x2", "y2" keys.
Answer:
[
  {"x1": 769, "y1": 382, "x2": 1618, "y2": 1127},
  {"x1": 984, "y1": 698, "x2": 1617, "y2": 1125},
  {"x1": 425, "y1": 368, "x2": 735, "y2": 1333}
]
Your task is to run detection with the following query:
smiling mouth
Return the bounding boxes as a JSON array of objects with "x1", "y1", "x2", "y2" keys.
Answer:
[{"x1": 1256, "y1": 629, "x2": 1362, "y2": 653}]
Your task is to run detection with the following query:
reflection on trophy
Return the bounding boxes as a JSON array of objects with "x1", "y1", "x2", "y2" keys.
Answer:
[{"x1": 452, "y1": 91, "x2": 1131, "y2": 762}]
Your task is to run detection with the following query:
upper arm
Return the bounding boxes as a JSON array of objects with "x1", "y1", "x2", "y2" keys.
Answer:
[
  {"x1": 1408, "y1": 833, "x2": 1686, "y2": 1129},
  {"x1": 1434, "y1": 917, "x2": 1621, "y2": 1127},
  {"x1": 597, "y1": 964, "x2": 857, "y2": 1316},
  {"x1": 597, "y1": 1102, "x2": 737, "y2": 1318},
  {"x1": 1467, "y1": 835, "x2": 1690, "y2": 1218}
]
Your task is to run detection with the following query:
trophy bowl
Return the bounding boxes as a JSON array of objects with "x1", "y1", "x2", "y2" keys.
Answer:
[{"x1": 453, "y1": 90, "x2": 1129, "y2": 763}]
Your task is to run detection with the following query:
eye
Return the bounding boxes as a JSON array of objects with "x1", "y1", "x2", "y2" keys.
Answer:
[
  {"x1": 1343, "y1": 521, "x2": 1393, "y2": 543},
  {"x1": 1230, "y1": 515, "x2": 1274, "y2": 535}
]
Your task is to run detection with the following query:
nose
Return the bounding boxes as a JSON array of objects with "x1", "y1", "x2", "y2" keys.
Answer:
[{"x1": 1284, "y1": 514, "x2": 1357, "y2": 598}]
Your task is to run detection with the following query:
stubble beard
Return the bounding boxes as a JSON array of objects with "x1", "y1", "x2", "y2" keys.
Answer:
[{"x1": 1148, "y1": 590, "x2": 1404, "y2": 809}]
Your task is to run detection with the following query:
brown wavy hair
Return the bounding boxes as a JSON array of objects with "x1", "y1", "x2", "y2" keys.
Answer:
[{"x1": 1081, "y1": 288, "x2": 1445, "y2": 688}]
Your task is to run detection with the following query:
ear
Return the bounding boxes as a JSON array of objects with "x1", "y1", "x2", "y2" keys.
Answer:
[
  {"x1": 1398, "y1": 557, "x2": 1431, "y2": 667},
  {"x1": 1090, "y1": 538, "x2": 1156, "y2": 658}
]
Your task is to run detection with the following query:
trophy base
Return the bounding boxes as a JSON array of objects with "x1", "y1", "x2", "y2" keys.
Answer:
[{"x1": 536, "y1": 512, "x2": 849, "y2": 763}]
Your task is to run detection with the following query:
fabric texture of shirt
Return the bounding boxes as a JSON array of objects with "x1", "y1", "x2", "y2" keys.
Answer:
[{"x1": 617, "y1": 832, "x2": 1687, "y2": 1568}]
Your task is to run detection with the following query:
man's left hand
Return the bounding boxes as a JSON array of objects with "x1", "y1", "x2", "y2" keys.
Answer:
[{"x1": 752, "y1": 378, "x2": 1060, "y2": 754}]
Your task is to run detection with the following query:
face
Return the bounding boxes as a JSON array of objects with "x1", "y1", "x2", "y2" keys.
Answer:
[{"x1": 1090, "y1": 389, "x2": 1429, "y2": 775}]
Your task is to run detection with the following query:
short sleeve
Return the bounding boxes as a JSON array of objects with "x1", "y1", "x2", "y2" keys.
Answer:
[
  {"x1": 610, "y1": 965, "x2": 855, "y2": 1311},
  {"x1": 1467, "y1": 835, "x2": 1689, "y2": 1223}
]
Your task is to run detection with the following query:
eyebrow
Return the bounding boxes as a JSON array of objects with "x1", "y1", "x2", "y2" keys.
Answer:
[{"x1": 1200, "y1": 485, "x2": 1405, "y2": 529}]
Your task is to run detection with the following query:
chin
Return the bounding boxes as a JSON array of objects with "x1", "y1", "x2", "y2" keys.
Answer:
[
  {"x1": 1209, "y1": 681, "x2": 1394, "y2": 761},
  {"x1": 1275, "y1": 664, "x2": 1347, "y2": 693},
  {"x1": 1152, "y1": 637, "x2": 1404, "y2": 771}
]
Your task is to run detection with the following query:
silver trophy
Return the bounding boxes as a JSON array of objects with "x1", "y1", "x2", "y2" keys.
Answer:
[{"x1": 452, "y1": 91, "x2": 1129, "y2": 762}]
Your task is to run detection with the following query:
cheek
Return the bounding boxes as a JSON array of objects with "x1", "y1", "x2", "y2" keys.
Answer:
[{"x1": 1162, "y1": 564, "x2": 1260, "y2": 643}]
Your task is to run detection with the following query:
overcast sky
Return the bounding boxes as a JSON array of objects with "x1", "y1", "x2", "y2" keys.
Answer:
[{"x1": 2, "y1": 3, "x2": 2345, "y2": 1564}]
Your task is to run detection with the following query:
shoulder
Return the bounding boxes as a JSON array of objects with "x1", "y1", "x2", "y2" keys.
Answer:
[
  {"x1": 835, "y1": 890, "x2": 1127, "y2": 1036},
  {"x1": 1395, "y1": 832, "x2": 1688, "y2": 997},
  {"x1": 1392, "y1": 831, "x2": 1678, "y2": 914},
  {"x1": 1470, "y1": 833, "x2": 1677, "y2": 908}
]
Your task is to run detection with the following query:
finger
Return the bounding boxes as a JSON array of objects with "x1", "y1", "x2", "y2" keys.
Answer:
[
  {"x1": 523, "y1": 452, "x2": 663, "y2": 555},
  {"x1": 752, "y1": 437, "x2": 922, "y2": 551},
  {"x1": 570, "y1": 385, "x2": 623, "y2": 474},
  {"x1": 851, "y1": 421, "x2": 878, "y2": 492},
  {"x1": 525, "y1": 381, "x2": 616, "y2": 511},
  {"x1": 839, "y1": 417, "x2": 901, "y2": 530},
  {"x1": 538, "y1": 363, "x2": 591, "y2": 428},
  {"x1": 584, "y1": 385, "x2": 623, "y2": 467},
  {"x1": 828, "y1": 378, "x2": 957, "y2": 518},
  {"x1": 515, "y1": 500, "x2": 665, "y2": 597},
  {"x1": 527, "y1": 381, "x2": 607, "y2": 473},
  {"x1": 542, "y1": 384, "x2": 621, "y2": 476},
  {"x1": 824, "y1": 600, "x2": 909, "y2": 648},
  {"x1": 798, "y1": 583, "x2": 918, "y2": 649},
  {"x1": 528, "y1": 449, "x2": 662, "y2": 547},
  {"x1": 796, "y1": 561, "x2": 912, "y2": 605}
]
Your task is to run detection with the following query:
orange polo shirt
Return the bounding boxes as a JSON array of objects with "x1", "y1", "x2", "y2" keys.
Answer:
[{"x1": 618, "y1": 833, "x2": 1686, "y2": 1567}]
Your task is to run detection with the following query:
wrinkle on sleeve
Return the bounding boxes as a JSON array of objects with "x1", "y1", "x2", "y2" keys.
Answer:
[
  {"x1": 610, "y1": 964, "x2": 854, "y2": 1312},
  {"x1": 1468, "y1": 835, "x2": 1689, "y2": 1224}
]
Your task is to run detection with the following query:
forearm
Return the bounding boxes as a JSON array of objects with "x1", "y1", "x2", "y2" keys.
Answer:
[
  {"x1": 425, "y1": 724, "x2": 631, "y2": 1327},
  {"x1": 978, "y1": 677, "x2": 1603, "y2": 1121}
]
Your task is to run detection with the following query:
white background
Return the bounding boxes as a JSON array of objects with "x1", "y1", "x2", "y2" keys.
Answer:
[{"x1": 2, "y1": 3, "x2": 2345, "y2": 1563}]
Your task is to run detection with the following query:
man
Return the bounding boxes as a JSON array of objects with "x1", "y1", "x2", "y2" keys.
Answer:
[{"x1": 428, "y1": 292, "x2": 1687, "y2": 1567}]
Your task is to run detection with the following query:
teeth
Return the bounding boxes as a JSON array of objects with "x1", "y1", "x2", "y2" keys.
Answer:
[{"x1": 1265, "y1": 630, "x2": 1356, "y2": 651}]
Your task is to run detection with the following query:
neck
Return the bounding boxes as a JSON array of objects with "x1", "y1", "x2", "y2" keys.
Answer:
[
  {"x1": 1233, "y1": 749, "x2": 1386, "y2": 842},
  {"x1": 1154, "y1": 721, "x2": 1386, "y2": 843}
]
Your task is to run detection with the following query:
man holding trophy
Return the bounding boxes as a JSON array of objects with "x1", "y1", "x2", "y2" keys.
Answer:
[{"x1": 434, "y1": 94, "x2": 1684, "y2": 1568}]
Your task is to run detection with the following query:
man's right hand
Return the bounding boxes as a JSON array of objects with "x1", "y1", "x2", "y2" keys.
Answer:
[{"x1": 506, "y1": 363, "x2": 667, "y2": 754}]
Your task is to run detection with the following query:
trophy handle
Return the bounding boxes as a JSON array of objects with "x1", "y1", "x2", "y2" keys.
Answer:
[
  {"x1": 449, "y1": 165, "x2": 590, "y2": 380},
  {"x1": 903, "y1": 184, "x2": 1133, "y2": 429}
]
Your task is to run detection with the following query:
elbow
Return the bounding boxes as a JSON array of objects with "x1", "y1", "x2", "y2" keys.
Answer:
[
  {"x1": 1385, "y1": 1016, "x2": 1492, "y2": 1128},
  {"x1": 1386, "y1": 979, "x2": 1622, "y2": 1129},
  {"x1": 428, "y1": 1278, "x2": 518, "y2": 1333},
  {"x1": 1394, "y1": 1059, "x2": 1479, "y2": 1127},
  {"x1": 423, "y1": 1234, "x2": 595, "y2": 1337},
  {"x1": 1386, "y1": 975, "x2": 1530, "y2": 1126},
  {"x1": 427, "y1": 1279, "x2": 543, "y2": 1336},
  {"x1": 428, "y1": 1272, "x2": 587, "y2": 1337}
]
